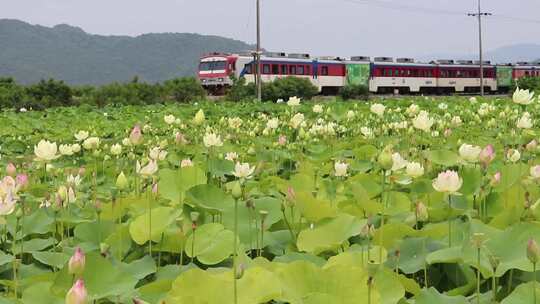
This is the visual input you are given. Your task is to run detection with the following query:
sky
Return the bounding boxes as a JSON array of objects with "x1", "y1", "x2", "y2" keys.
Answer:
[{"x1": 3, "y1": 0, "x2": 540, "y2": 58}]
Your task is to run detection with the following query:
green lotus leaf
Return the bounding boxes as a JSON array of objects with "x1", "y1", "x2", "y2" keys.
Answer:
[
  {"x1": 166, "y1": 266, "x2": 281, "y2": 304},
  {"x1": 159, "y1": 166, "x2": 206, "y2": 205},
  {"x1": 424, "y1": 149, "x2": 460, "y2": 167},
  {"x1": 31, "y1": 251, "x2": 71, "y2": 268},
  {"x1": 295, "y1": 191, "x2": 338, "y2": 223},
  {"x1": 297, "y1": 213, "x2": 362, "y2": 254},
  {"x1": 129, "y1": 207, "x2": 181, "y2": 245},
  {"x1": 414, "y1": 287, "x2": 468, "y2": 304},
  {"x1": 184, "y1": 223, "x2": 235, "y2": 265},
  {"x1": 185, "y1": 184, "x2": 234, "y2": 213},
  {"x1": 22, "y1": 281, "x2": 63, "y2": 304},
  {"x1": 501, "y1": 281, "x2": 540, "y2": 304}
]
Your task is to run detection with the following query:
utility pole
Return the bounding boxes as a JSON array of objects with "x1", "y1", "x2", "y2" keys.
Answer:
[
  {"x1": 468, "y1": 0, "x2": 491, "y2": 96},
  {"x1": 256, "y1": 0, "x2": 262, "y2": 101}
]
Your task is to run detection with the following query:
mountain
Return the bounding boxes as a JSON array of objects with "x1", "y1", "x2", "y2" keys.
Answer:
[
  {"x1": 0, "y1": 19, "x2": 254, "y2": 85},
  {"x1": 418, "y1": 43, "x2": 540, "y2": 64}
]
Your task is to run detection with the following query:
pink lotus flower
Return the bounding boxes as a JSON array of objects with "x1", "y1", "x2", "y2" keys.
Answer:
[
  {"x1": 65, "y1": 279, "x2": 88, "y2": 304},
  {"x1": 6, "y1": 163, "x2": 16, "y2": 176},
  {"x1": 129, "y1": 125, "x2": 143, "y2": 145},
  {"x1": 479, "y1": 145, "x2": 495, "y2": 167},
  {"x1": 15, "y1": 174, "x2": 28, "y2": 189},
  {"x1": 68, "y1": 247, "x2": 86, "y2": 276},
  {"x1": 278, "y1": 135, "x2": 287, "y2": 146},
  {"x1": 491, "y1": 172, "x2": 501, "y2": 186}
]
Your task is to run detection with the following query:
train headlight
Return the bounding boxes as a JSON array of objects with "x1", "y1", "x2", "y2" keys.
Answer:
[
  {"x1": 202, "y1": 79, "x2": 207, "y2": 83},
  {"x1": 218, "y1": 78, "x2": 224, "y2": 82}
]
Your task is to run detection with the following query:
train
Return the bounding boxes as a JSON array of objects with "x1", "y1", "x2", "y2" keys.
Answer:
[{"x1": 198, "y1": 52, "x2": 540, "y2": 95}]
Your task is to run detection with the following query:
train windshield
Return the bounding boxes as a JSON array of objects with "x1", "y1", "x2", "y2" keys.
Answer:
[{"x1": 200, "y1": 61, "x2": 227, "y2": 71}]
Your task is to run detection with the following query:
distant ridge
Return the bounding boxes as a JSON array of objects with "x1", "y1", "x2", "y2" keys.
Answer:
[{"x1": 0, "y1": 19, "x2": 254, "y2": 85}]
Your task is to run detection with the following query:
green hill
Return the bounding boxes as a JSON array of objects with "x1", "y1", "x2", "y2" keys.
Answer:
[{"x1": 0, "y1": 19, "x2": 253, "y2": 85}]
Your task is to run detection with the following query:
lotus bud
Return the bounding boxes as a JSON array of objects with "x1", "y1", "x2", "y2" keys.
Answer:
[
  {"x1": 100, "y1": 243, "x2": 110, "y2": 256},
  {"x1": 6, "y1": 163, "x2": 16, "y2": 176},
  {"x1": 129, "y1": 124, "x2": 143, "y2": 145},
  {"x1": 491, "y1": 172, "x2": 501, "y2": 186},
  {"x1": 15, "y1": 208, "x2": 23, "y2": 219},
  {"x1": 278, "y1": 135, "x2": 287, "y2": 146},
  {"x1": 193, "y1": 109, "x2": 205, "y2": 125},
  {"x1": 470, "y1": 232, "x2": 487, "y2": 249},
  {"x1": 360, "y1": 223, "x2": 375, "y2": 239},
  {"x1": 235, "y1": 263, "x2": 245, "y2": 279},
  {"x1": 527, "y1": 140, "x2": 538, "y2": 152},
  {"x1": 65, "y1": 279, "x2": 88, "y2": 304},
  {"x1": 68, "y1": 247, "x2": 86, "y2": 276},
  {"x1": 377, "y1": 146, "x2": 394, "y2": 170},
  {"x1": 415, "y1": 202, "x2": 428, "y2": 222},
  {"x1": 132, "y1": 298, "x2": 150, "y2": 304},
  {"x1": 58, "y1": 186, "x2": 68, "y2": 202},
  {"x1": 259, "y1": 210, "x2": 269, "y2": 222},
  {"x1": 479, "y1": 144, "x2": 495, "y2": 166},
  {"x1": 116, "y1": 172, "x2": 128, "y2": 190},
  {"x1": 528, "y1": 239, "x2": 540, "y2": 265},
  {"x1": 190, "y1": 212, "x2": 200, "y2": 224},
  {"x1": 231, "y1": 181, "x2": 242, "y2": 199},
  {"x1": 16, "y1": 173, "x2": 29, "y2": 189},
  {"x1": 152, "y1": 182, "x2": 158, "y2": 195}
]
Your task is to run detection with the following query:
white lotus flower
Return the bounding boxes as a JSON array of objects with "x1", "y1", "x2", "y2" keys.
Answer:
[
  {"x1": 412, "y1": 111, "x2": 434, "y2": 132},
  {"x1": 506, "y1": 149, "x2": 521, "y2": 163},
  {"x1": 267, "y1": 118, "x2": 279, "y2": 129},
  {"x1": 74, "y1": 131, "x2": 89, "y2": 141},
  {"x1": 82, "y1": 137, "x2": 100, "y2": 150},
  {"x1": 517, "y1": 114, "x2": 533, "y2": 129},
  {"x1": 289, "y1": 113, "x2": 304, "y2": 129},
  {"x1": 136, "y1": 160, "x2": 158, "y2": 177},
  {"x1": 459, "y1": 144, "x2": 482, "y2": 163},
  {"x1": 432, "y1": 170, "x2": 462, "y2": 194},
  {"x1": 334, "y1": 161, "x2": 348, "y2": 177},
  {"x1": 59, "y1": 144, "x2": 74, "y2": 156},
  {"x1": 203, "y1": 133, "x2": 223, "y2": 148},
  {"x1": 406, "y1": 162, "x2": 424, "y2": 178},
  {"x1": 164, "y1": 114, "x2": 176, "y2": 125},
  {"x1": 34, "y1": 140, "x2": 60, "y2": 162},
  {"x1": 530, "y1": 165, "x2": 540, "y2": 179},
  {"x1": 225, "y1": 152, "x2": 238, "y2": 161},
  {"x1": 233, "y1": 162, "x2": 255, "y2": 179},
  {"x1": 181, "y1": 159, "x2": 193, "y2": 168},
  {"x1": 71, "y1": 144, "x2": 81, "y2": 153},
  {"x1": 391, "y1": 153, "x2": 408, "y2": 172},
  {"x1": 513, "y1": 87, "x2": 535, "y2": 105},
  {"x1": 110, "y1": 144, "x2": 122, "y2": 156},
  {"x1": 313, "y1": 104, "x2": 323, "y2": 113},
  {"x1": 360, "y1": 127, "x2": 373, "y2": 138},
  {"x1": 287, "y1": 96, "x2": 301, "y2": 107},
  {"x1": 370, "y1": 103, "x2": 386, "y2": 117}
]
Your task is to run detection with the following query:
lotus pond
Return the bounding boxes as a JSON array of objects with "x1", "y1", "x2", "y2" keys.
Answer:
[{"x1": 1, "y1": 94, "x2": 540, "y2": 303}]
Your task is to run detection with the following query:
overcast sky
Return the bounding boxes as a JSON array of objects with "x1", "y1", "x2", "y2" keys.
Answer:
[{"x1": 4, "y1": 0, "x2": 540, "y2": 58}]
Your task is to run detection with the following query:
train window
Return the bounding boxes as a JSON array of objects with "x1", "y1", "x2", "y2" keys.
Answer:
[
  {"x1": 245, "y1": 64, "x2": 253, "y2": 74},
  {"x1": 395, "y1": 69, "x2": 400, "y2": 77},
  {"x1": 427, "y1": 70, "x2": 433, "y2": 77},
  {"x1": 297, "y1": 66, "x2": 305, "y2": 75},
  {"x1": 321, "y1": 66, "x2": 329, "y2": 76},
  {"x1": 456, "y1": 70, "x2": 462, "y2": 78},
  {"x1": 272, "y1": 64, "x2": 279, "y2": 74},
  {"x1": 290, "y1": 65, "x2": 297, "y2": 75},
  {"x1": 306, "y1": 66, "x2": 311, "y2": 75},
  {"x1": 263, "y1": 64, "x2": 271, "y2": 74},
  {"x1": 525, "y1": 71, "x2": 530, "y2": 76},
  {"x1": 281, "y1": 65, "x2": 288, "y2": 75}
]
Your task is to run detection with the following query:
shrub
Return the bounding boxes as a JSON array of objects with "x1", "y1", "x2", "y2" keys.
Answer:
[
  {"x1": 164, "y1": 77, "x2": 206, "y2": 103},
  {"x1": 262, "y1": 77, "x2": 318, "y2": 102},
  {"x1": 26, "y1": 78, "x2": 73, "y2": 107},
  {"x1": 226, "y1": 76, "x2": 255, "y2": 102},
  {"x1": 339, "y1": 84, "x2": 369, "y2": 101},
  {"x1": 514, "y1": 77, "x2": 540, "y2": 93},
  {"x1": 0, "y1": 78, "x2": 26, "y2": 109}
]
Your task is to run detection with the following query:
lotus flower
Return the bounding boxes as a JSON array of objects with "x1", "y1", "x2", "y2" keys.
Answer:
[
  {"x1": 312, "y1": 104, "x2": 323, "y2": 113},
  {"x1": 164, "y1": 114, "x2": 176, "y2": 125},
  {"x1": 65, "y1": 279, "x2": 88, "y2": 304},
  {"x1": 506, "y1": 149, "x2": 521, "y2": 163},
  {"x1": 459, "y1": 144, "x2": 482, "y2": 163},
  {"x1": 116, "y1": 172, "x2": 128, "y2": 190},
  {"x1": 82, "y1": 137, "x2": 100, "y2": 150},
  {"x1": 74, "y1": 130, "x2": 89, "y2": 141},
  {"x1": 527, "y1": 239, "x2": 540, "y2": 264},
  {"x1": 110, "y1": 144, "x2": 122, "y2": 156},
  {"x1": 530, "y1": 165, "x2": 540, "y2": 179},
  {"x1": 129, "y1": 125, "x2": 143, "y2": 145},
  {"x1": 334, "y1": 161, "x2": 348, "y2": 177},
  {"x1": 233, "y1": 162, "x2": 255, "y2": 179},
  {"x1": 370, "y1": 103, "x2": 386, "y2": 117},
  {"x1": 406, "y1": 162, "x2": 424, "y2": 178},
  {"x1": 180, "y1": 159, "x2": 193, "y2": 168},
  {"x1": 287, "y1": 96, "x2": 301, "y2": 107},
  {"x1": 432, "y1": 170, "x2": 462, "y2": 194},
  {"x1": 68, "y1": 247, "x2": 86, "y2": 276},
  {"x1": 517, "y1": 114, "x2": 533, "y2": 129},
  {"x1": 412, "y1": 111, "x2": 434, "y2": 132},
  {"x1": 136, "y1": 160, "x2": 158, "y2": 177},
  {"x1": 513, "y1": 87, "x2": 535, "y2": 105},
  {"x1": 479, "y1": 145, "x2": 495, "y2": 166},
  {"x1": 34, "y1": 140, "x2": 60, "y2": 162},
  {"x1": 289, "y1": 113, "x2": 304, "y2": 129},
  {"x1": 203, "y1": 133, "x2": 223, "y2": 148},
  {"x1": 391, "y1": 153, "x2": 408, "y2": 172},
  {"x1": 193, "y1": 109, "x2": 205, "y2": 125},
  {"x1": 6, "y1": 163, "x2": 16, "y2": 176}
]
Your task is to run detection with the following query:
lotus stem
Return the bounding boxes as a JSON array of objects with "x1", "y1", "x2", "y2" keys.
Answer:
[
  {"x1": 534, "y1": 262, "x2": 537, "y2": 304},
  {"x1": 477, "y1": 247, "x2": 481, "y2": 304},
  {"x1": 448, "y1": 195, "x2": 452, "y2": 248},
  {"x1": 148, "y1": 187, "x2": 152, "y2": 256},
  {"x1": 233, "y1": 197, "x2": 239, "y2": 304}
]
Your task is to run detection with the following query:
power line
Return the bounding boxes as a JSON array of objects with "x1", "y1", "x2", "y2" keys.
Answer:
[{"x1": 468, "y1": 0, "x2": 492, "y2": 96}]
